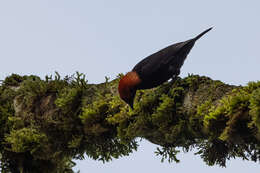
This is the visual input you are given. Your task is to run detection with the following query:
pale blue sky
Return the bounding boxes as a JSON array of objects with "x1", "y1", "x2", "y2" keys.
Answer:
[{"x1": 0, "y1": 1, "x2": 260, "y2": 172}]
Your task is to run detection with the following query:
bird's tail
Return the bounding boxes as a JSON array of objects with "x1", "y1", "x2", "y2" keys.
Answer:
[{"x1": 194, "y1": 27, "x2": 213, "y2": 41}]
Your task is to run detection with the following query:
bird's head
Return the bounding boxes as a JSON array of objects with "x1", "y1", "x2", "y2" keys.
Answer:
[{"x1": 118, "y1": 71, "x2": 141, "y2": 109}]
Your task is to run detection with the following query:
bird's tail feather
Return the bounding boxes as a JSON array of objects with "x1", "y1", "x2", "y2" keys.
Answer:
[{"x1": 194, "y1": 27, "x2": 213, "y2": 41}]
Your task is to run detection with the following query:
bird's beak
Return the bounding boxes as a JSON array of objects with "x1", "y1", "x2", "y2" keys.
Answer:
[
  {"x1": 128, "y1": 99, "x2": 134, "y2": 109},
  {"x1": 129, "y1": 102, "x2": 134, "y2": 109}
]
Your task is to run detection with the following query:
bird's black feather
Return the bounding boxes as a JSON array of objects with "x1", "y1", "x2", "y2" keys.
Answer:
[
  {"x1": 132, "y1": 27, "x2": 212, "y2": 89},
  {"x1": 133, "y1": 39, "x2": 195, "y2": 89}
]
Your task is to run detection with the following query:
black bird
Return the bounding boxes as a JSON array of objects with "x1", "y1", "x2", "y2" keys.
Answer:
[{"x1": 118, "y1": 27, "x2": 212, "y2": 108}]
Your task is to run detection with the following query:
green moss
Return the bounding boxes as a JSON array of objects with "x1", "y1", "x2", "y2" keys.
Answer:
[
  {"x1": 55, "y1": 87, "x2": 83, "y2": 115},
  {"x1": 0, "y1": 86, "x2": 16, "y2": 148},
  {"x1": 5, "y1": 128, "x2": 47, "y2": 154},
  {"x1": 1, "y1": 73, "x2": 260, "y2": 171},
  {"x1": 249, "y1": 88, "x2": 260, "y2": 132},
  {"x1": 203, "y1": 88, "x2": 250, "y2": 134},
  {"x1": 3, "y1": 74, "x2": 26, "y2": 86},
  {"x1": 155, "y1": 146, "x2": 180, "y2": 163},
  {"x1": 196, "y1": 100, "x2": 212, "y2": 118},
  {"x1": 203, "y1": 98, "x2": 229, "y2": 132},
  {"x1": 151, "y1": 94, "x2": 175, "y2": 126},
  {"x1": 68, "y1": 135, "x2": 83, "y2": 149},
  {"x1": 78, "y1": 90, "x2": 138, "y2": 162}
]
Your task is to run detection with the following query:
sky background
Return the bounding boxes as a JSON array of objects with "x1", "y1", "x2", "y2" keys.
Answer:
[{"x1": 0, "y1": 0, "x2": 260, "y2": 172}]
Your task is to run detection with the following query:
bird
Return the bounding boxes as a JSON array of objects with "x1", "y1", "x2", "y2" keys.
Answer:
[{"x1": 118, "y1": 27, "x2": 212, "y2": 109}]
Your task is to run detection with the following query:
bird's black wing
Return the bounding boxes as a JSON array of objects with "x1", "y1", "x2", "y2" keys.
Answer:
[
  {"x1": 133, "y1": 41, "x2": 184, "y2": 75},
  {"x1": 132, "y1": 27, "x2": 212, "y2": 89},
  {"x1": 132, "y1": 39, "x2": 195, "y2": 88}
]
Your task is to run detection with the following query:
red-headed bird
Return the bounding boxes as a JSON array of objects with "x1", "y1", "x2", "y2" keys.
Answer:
[{"x1": 118, "y1": 28, "x2": 212, "y2": 109}]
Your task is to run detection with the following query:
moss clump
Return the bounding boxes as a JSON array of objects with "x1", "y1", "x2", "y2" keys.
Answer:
[
  {"x1": 195, "y1": 81, "x2": 260, "y2": 166},
  {"x1": 2, "y1": 74, "x2": 27, "y2": 87},
  {"x1": 249, "y1": 88, "x2": 260, "y2": 133},
  {"x1": 79, "y1": 91, "x2": 138, "y2": 162},
  {"x1": 0, "y1": 73, "x2": 90, "y2": 172},
  {"x1": 5, "y1": 128, "x2": 48, "y2": 154}
]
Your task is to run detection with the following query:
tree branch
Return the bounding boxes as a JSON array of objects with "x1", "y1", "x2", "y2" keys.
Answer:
[{"x1": 0, "y1": 73, "x2": 260, "y2": 172}]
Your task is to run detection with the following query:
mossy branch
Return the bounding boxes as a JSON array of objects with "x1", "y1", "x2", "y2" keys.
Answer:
[{"x1": 0, "y1": 73, "x2": 260, "y2": 172}]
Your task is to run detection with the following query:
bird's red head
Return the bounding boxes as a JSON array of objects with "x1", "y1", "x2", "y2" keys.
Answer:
[{"x1": 118, "y1": 71, "x2": 141, "y2": 109}]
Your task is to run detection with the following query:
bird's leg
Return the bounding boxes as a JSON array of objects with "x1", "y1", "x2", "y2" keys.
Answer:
[{"x1": 171, "y1": 69, "x2": 180, "y2": 81}]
